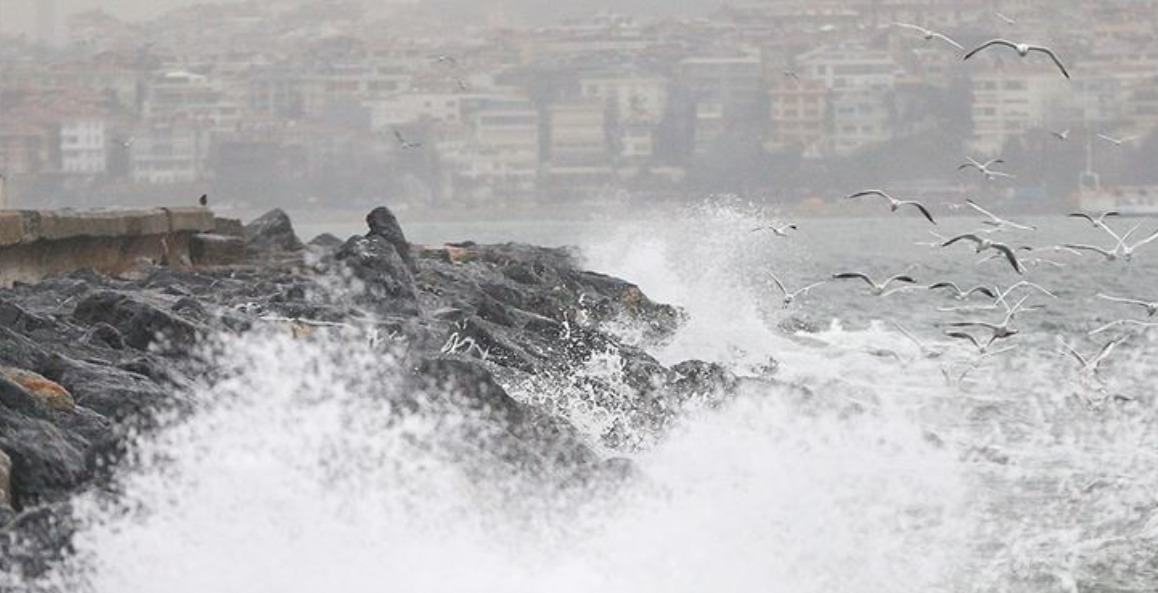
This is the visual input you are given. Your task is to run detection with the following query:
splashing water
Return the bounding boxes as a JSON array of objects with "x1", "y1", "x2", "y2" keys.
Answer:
[{"x1": 25, "y1": 205, "x2": 1158, "y2": 591}]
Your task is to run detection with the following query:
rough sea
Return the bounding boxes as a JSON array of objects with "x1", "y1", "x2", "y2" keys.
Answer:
[{"x1": 35, "y1": 202, "x2": 1158, "y2": 591}]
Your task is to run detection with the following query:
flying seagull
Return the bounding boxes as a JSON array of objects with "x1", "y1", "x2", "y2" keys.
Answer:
[
  {"x1": 964, "y1": 39, "x2": 1070, "y2": 79},
  {"x1": 947, "y1": 295, "x2": 1035, "y2": 344},
  {"x1": 394, "y1": 130, "x2": 422, "y2": 150},
  {"x1": 1068, "y1": 211, "x2": 1120, "y2": 228},
  {"x1": 995, "y1": 12, "x2": 1017, "y2": 25},
  {"x1": 942, "y1": 234, "x2": 1025, "y2": 274},
  {"x1": 928, "y1": 282, "x2": 998, "y2": 301},
  {"x1": 1089, "y1": 319, "x2": 1158, "y2": 336},
  {"x1": 846, "y1": 190, "x2": 937, "y2": 225},
  {"x1": 1060, "y1": 338, "x2": 1123, "y2": 378},
  {"x1": 751, "y1": 223, "x2": 798, "y2": 237},
  {"x1": 892, "y1": 23, "x2": 965, "y2": 51},
  {"x1": 966, "y1": 199, "x2": 1037, "y2": 232},
  {"x1": 769, "y1": 273, "x2": 827, "y2": 306},
  {"x1": 1097, "y1": 294, "x2": 1158, "y2": 317},
  {"x1": 890, "y1": 320, "x2": 947, "y2": 359},
  {"x1": 958, "y1": 157, "x2": 1015, "y2": 181},
  {"x1": 1067, "y1": 225, "x2": 1158, "y2": 262},
  {"x1": 432, "y1": 54, "x2": 457, "y2": 66},
  {"x1": 1051, "y1": 129, "x2": 1070, "y2": 141},
  {"x1": 832, "y1": 272, "x2": 918, "y2": 296},
  {"x1": 783, "y1": 69, "x2": 801, "y2": 82},
  {"x1": 1096, "y1": 133, "x2": 1139, "y2": 146},
  {"x1": 944, "y1": 330, "x2": 1004, "y2": 354}
]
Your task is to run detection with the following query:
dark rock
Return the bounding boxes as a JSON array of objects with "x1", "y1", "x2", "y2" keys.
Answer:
[
  {"x1": 335, "y1": 235, "x2": 418, "y2": 315},
  {"x1": 191, "y1": 233, "x2": 246, "y2": 266},
  {"x1": 245, "y1": 209, "x2": 303, "y2": 253},
  {"x1": 73, "y1": 291, "x2": 201, "y2": 355},
  {"x1": 366, "y1": 206, "x2": 416, "y2": 272},
  {"x1": 309, "y1": 233, "x2": 344, "y2": 248},
  {"x1": 83, "y1": 323, "x2": 125, "y2": 350},
  {"x1": 0, "y1": 413, "x2": 88, "y2": 509}
]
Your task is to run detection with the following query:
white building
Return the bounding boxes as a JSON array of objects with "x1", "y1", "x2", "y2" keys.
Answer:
[
  {"x1": 129, "y1": 119, "x2": 209, "y2": 184},
  {"x1": 970, "y1": 66, "x2": 1070, "y2": 154},
  {"x1": 796, "y1": 44, "x2": 902, "y2": 155},
  {"x1": 60, "y1": 118, "x2": 107, "y2": 175},
  {"x1": 442, "y1": 97, "x2": 540, "y2": 194},
  {"x1": 579, "y1": 71, "x2": 668, "y2": 124},
  {"x1": 370, "y1": 93, "x2": 463, "y2": 130}
]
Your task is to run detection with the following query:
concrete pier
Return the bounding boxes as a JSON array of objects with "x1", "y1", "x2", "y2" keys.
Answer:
[{"x1": 0, "y1": 208, "x2": 238, "y2": 287}]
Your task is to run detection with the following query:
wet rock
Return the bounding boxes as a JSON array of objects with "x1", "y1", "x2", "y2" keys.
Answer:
[
  {"x1": 335, "y1": 234, "x2": 418, "y2": 315},
  {"x1": 0, "y1": 449, "x2": 12, "y2": 511},
  {"x1": 309, "y1": 233, "x2": 344, "y2": 249},
  {"x1": 244, "y1": 208, "x2": 303, "y2": 253},
  {"x1": 366, "y1": 206, "x2": 415, "y2": 272},
  {"x1": 0, "y1": 369, "x2": 74, "y2": 413},
  {"x1": 0, "y1": 412, "x2": 88, "y2": 508},
  {"x1": 73, "y1": 291, "x2": 201, "y2": 354},
  {"x1": 83, "y1": 323, "x2": 125, "y2": 350},
  {"x1": 190, "y1": 233, "x2": 245, "y2": 265}
]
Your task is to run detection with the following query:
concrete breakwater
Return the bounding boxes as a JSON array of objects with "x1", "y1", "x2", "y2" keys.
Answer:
[{"x1": 0, "y1": 208, "x2": 242, "y2": 287}]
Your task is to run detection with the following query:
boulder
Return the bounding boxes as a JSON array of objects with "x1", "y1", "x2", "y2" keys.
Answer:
[
  {"x1": 308, "y1": 233, "x2": 344, "y2": 249},
  {"x1": 244, "y1": 209, "x2": 302, "y2": 253},
  {"x1": 190, "y1": 233, "x2": 246, "y2": 266},
  {"x1": 0, "y1": 369, "x2": 74, "y2": 413},
  {"x1": 73, "y1": 291, "x2": 201, "y2": 354},
  {"x1": 366, "y1": 206, "x2": 416, "y2": 272},
  {"x1": 335, "y1": 235, "x2": 418, "y2": 315}
]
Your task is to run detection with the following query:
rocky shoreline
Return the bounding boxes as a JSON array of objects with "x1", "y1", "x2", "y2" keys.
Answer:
[{"x1": 0, "y1": 206, "x2": 741, "y2": 579}]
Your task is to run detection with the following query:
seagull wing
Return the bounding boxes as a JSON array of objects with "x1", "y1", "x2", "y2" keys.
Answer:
[
  {"x1": 797, "y1": 280, "x2": 829, "y2": 296},
  {"x1": 967, "y1": 286, "x2": 998, "y2": 299},
  {"x1": 882, "y1": 275, "x2": 918, "y2": 290},
  {"x1": 942, "y1": 234, "x2": 984, "y2": 248},
  {"x1": 889, "y1": 320, "x2": 924, "y2": 348},
  {"x1": 929, "y1": 281, "x2": 962, "y2": 296},
  {"x1": 833, "y1": 272, "x2": 876, "y2": 288},
  {"x1": 965, "y1": 199, "x2": 1000, "y2": 222},
  {"x1": 944, "y1": 331, "x2": 982, "y2": 350},
  {"x1": 1097, "y1": 294, "x2": 1153, "y2": 310},
  {"x1": 931, "y1": 32, "x2": 965, "y2": 51},
  {"x1": 1068, "y1": 212, "x2": 1096, "y2": 224},
  {"x1": 964, "y1": 39, "x2": 1018, "y2": 61},
  {"x1": 1060, "y1": 342, "x2": 1089, "y2": 368},
  {"x1": 1128, "y1": 228, "x2": 1158, "y2": 250},
  {"x1": 898, "y1": 201, "x2": 937, "y2": 224},
  {"x1": 847, "y1": 189, "x2": 891, "y2": 201},
  {"x1": 892, "y1": 22, "x2": 926, "y2": 33},
  {"x1": 1065, "y1": 244, "x2": 1115, "y2": 258},
  {"x1": 1091, "y1": 339, "x2": 1121, "y2": 368},
  {"x1": 949, "y1": 321, "x2": 1002, "y2": 332},
  {"x1": 769, "y1": 273, "x2": 788, "y2": 296},
  {"x1": 1029, "y1": 46, "x2": 1069, "y2": 79},
  {"x1": 988, "y1": 243, "x2": 1025, "y2": 275}
]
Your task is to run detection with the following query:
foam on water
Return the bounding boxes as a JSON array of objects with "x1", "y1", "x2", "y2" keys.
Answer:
[{"x1": 26, "y1": 204, "x2": 1158, "y2": 591}]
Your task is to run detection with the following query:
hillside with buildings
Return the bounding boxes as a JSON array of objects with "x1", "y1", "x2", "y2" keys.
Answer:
[{"x1": 1, "y1": 0, "x2": 1157, "y2": 215}]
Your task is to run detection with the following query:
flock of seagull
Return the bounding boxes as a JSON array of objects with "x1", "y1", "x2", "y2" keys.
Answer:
[
  {"x1": 757, "y1": 16, "x2": 1155, "y2": 403},
  {"x1": 759, "y1": 201, "x2": 1157, "y2": 404}
]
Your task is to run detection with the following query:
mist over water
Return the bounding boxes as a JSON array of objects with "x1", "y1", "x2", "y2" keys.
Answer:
[{"x1": 31, "y1": 205, "x2": 1158, "y2": 591}]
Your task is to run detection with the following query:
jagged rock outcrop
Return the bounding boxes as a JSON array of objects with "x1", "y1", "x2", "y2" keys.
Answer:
[{"x1": 0, "y1": 205, "x2": 741, "y2": 579}]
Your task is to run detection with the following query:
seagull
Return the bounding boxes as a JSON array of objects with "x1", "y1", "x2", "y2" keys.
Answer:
[
  {"x1": 769, "y1": 273, "x2": 827, "y2": 306},
  {"x1": 846, "y1": 190, "x2": 937, "y2": 225},
  {"x1": 783, "y1": 69, "x2": 801, "y2": 82},
  {"x1": 432, "y1": 54, "x2": 457, "y2": 66},
  {"x1": 1096, "y1": 133, "x2": 1139, "y2": 146},
  {"x1": 966, "y1": 199, "x2": 1037, "y2": 232},
  {"x1": 1068, "y1": 211, "x2": 1120, "y2": 229},
  {"x1": 995, "y1": 12, "x2": 1017, "y2": 25},
  {"x1": 914, "y1": 230, "x2": 950, "y2": 250},
  {"x1": 1089, "y1": 319, "x2": 1158, "y2": 336},
  {"x1": 892, "y1": 23, "x2": 965, "y2": 51},
  {"x1": 1067, "y1": 225, "x2": 1158, "y2": 262},
  {"x1": 942, "y1": 234, "x2": 1024, "y2": 274},
  {"x1": 1051, "y1": 129, "x2": 1070, "y2": 141},
  {"x1": 454, "y1": 77, "x2": 470, "y2": 91},
  {"x1": 1097, "y1": 294, "x2": 1158, "y2": 317},
  {"x1": 946, "y1": 296, "x2": 1034, "y2": 344},
  {"x1": 928, "y1": 282, "x2": 998, "y2": 301},
  {"x1": 394, "y1": 130, "x2": 421, "y2": 150},
  {"x1": 198, "y1": 194, "x2": 208, "y2": 207},
  {"x1": 994, "y1": 280, "x2": 1056, "y2": 310},
  {"x1": 751, "y1": 223, "x2": 798, "y2": 237},
  {"x1": 945, "y1": 330, "x2": 1007, "y2": 354},
  {"x1": 890, "y1": 320, "x2": 947, "y2": 359},
  {"x1": 832, "y1": 272, "x2": 918, "y2": 296},
  {"x1": 1060, "y1": 338, "x2": 1122, "y2": 378},
  {"x1": 958, "y1": 157, "x2": 1015, "y2": 181},
  {"x1": 964, "y1": 39, "x2": 1070, "y2": 79}
]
